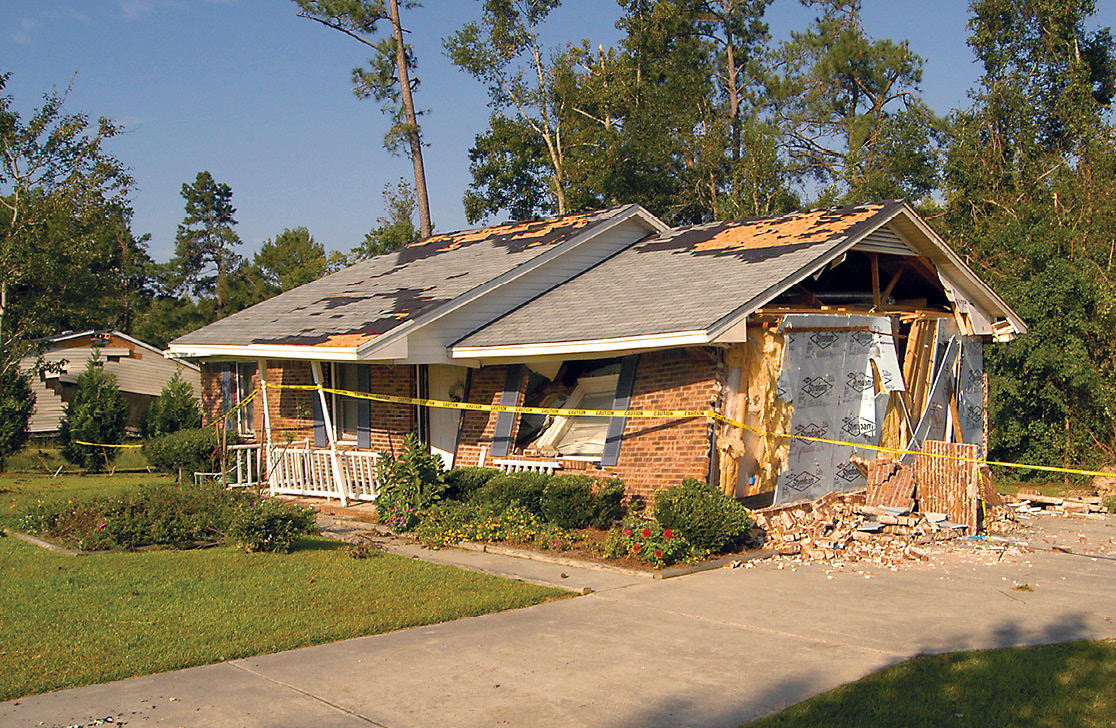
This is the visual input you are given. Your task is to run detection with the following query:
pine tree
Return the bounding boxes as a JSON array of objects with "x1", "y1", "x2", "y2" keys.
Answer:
[{"x1": 59, "y1": 353, "x2": 129, "y2": 473}]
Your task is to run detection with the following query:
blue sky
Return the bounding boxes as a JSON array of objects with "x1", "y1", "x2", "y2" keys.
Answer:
[{"x1": 4, "y1": 1, "x2": 1114, "y2": 263}]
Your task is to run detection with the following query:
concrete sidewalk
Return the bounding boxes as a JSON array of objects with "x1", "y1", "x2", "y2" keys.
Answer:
[{"x1": 3, "y1": 515, "x2": 1115, "y2": 728}]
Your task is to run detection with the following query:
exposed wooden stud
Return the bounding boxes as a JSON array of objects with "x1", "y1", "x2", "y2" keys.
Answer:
[
  {"x1": 881, "y1": 264, "x2": 907, "y2": 302},
  {"x1": 871, "y1": 253, "x2": 882, "y2": 309}
]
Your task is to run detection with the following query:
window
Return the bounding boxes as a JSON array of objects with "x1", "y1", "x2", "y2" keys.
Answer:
[
  {"x1": 532, "y1": 374, "x2": 618, "y2": 459},
  {"x1": 332, "y1": 363, "x2": 361, "y2": 442},
  {"x1": 235, "y1": 363, "x2": 256, "y2": 436}
]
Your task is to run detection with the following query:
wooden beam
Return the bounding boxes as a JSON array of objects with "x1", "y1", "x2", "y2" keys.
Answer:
[
  {"x1": 871, "y1": 253, "x2": 882, "y2": 309},
  {"x1": 881, "y1": 264, "x2": 907, "y2": 303}
]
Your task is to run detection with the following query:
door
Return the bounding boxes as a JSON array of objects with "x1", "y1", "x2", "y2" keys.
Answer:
[{"x1": 427, "y1": 364, "x2": 467, "y2": 469}]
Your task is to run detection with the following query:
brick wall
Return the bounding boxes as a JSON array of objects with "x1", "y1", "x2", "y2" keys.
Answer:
[
  {"x1": 452, "y1": 348, "x2": 723, "y2": 502},
  {"x1": 456, "y1": 365, "x2": 520, "y2": 467},
  {"x1": 366, "y1": 363, "x2": 416, "y2": 451},
  {"x1": 608, "y1": 347, "x2": 721, "y2": 501}
]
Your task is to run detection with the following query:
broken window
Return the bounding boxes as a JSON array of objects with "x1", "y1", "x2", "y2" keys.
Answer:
[{"x1": 531, "y1": 373, "x2": 618, "y2": 459}]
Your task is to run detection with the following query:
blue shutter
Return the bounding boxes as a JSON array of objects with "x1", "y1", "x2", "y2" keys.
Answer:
[
  {"x1": 219, "y1": 364, "x2": 234, "y2": 431},
  {"x1": 601, "y1": 355, "x2": 639, "y2": 467},
  {"x1": 357, "y1": 365, "x2": 371, "y2": 449},
  {"x1": 490, "y1": 365, "x2": 524, "y2": 458}
]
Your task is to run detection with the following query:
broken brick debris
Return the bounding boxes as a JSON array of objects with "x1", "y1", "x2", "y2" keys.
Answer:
[
  {"x1": 1004, "y1": 491, "x2": 1108, "y2": 518},
  {"x1": 750, "y1": 488, "x2": 1014, "y2": 567}
]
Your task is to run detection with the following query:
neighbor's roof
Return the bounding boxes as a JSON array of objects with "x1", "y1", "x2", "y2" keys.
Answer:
[
  {"x1": 454, "y1": 201, "x2": 912, "y2": 350},
  {"x1": 171, "y1": 206, "x2": 633, "y2": 350}
]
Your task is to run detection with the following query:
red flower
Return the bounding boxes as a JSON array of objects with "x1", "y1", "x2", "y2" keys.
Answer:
[
  {"x1": 654, "y1": 549, "x2": 663, "y2": 558},
  {"x1": 623, "y1": 528, "x2": 633, "y2": 537},
  {"x1": 632, "y1": 543, "x2": 642, "y2": 553},
  {"x1": 641, "y1": 527, "x2": 652, "y2": 538},
  {"x1": 663, "y1": 529, "x2": 673, "y2": 540}
]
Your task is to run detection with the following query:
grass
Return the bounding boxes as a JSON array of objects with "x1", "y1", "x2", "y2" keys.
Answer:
[
  {"x1": 744, "y1": 639, "x2": 1116, "y2": 728},
  {"x1": 5, "y1": 440, "x2": 151, "y2": 475},
  {"x1": 0, "y1": 472, "x2": 174, "y2": 530},
  {"x1": 0, "y1": 474, "x2": 569, "y2": 700}
]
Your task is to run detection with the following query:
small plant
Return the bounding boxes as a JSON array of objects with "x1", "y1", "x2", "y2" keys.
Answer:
[
  {"x1": 443, "y1": 466, "x2": 502, "y2": 501},
  {"x1": 227, "y1": 499, "x2": 317, "y2": 553},
  {"x1": 1106, "y1": 495, "x2": 1116, "y2": 514},
  {"x1": 653, "y1": 477, "x2": 753, "y2": 553},
  {"x1": 602, "y1": 517, "x2": 703, "y2": 568},
  {"x1": 374, "y1": 434, "x2": 446, "y2": 531},
  {"x1": 59, "y1": 354, "x2": 129, "y2": 472},
  {"x1": 346, "y1": 540, "x2": 383, "y2": 559}
]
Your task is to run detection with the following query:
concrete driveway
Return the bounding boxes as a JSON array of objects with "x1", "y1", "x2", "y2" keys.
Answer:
[{"x1": 3, "y1": 515, "x2": 1115, "y2": 728}]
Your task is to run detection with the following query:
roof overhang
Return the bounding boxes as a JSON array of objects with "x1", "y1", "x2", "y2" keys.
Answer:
[
  {"x1": 165, "y1": 343, "x2": 363, "y2": 363},
  {"x1": 451, "y1": 329, "x2": 710, "y2": 361}
]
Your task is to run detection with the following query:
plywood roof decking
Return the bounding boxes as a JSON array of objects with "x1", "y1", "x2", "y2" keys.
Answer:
[
  {"x1": 455, "y1": 201, "x2": 905, "y2": 349},
  {"x1": 171, "y1": 207, "x2": 625, "y2": 349}
]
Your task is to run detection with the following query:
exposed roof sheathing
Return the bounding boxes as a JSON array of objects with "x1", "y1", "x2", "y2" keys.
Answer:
[
  {"x1": 171, "y1": 207, "x2": 624, "y2": 349},
  {"x1": 455, "y1": 201, "x2": 904, "y2": 349}
]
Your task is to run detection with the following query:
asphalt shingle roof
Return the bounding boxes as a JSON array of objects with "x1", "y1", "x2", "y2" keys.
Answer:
[
  {"x1": 455, "y1": 201, "x2": 903, "y2": 348},
  {"x1": 172, "y1": 207, "x2": 628, "y2": 348}
]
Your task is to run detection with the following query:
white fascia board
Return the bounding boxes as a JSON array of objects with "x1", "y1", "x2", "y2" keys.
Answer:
[
  {"x1": 357, "y1": 205, "x2": 667, "y2": 360},
  {"x1": 452, "y1": 330, "x2": 710, "y2": 360},
  {"x1": 705, "y1": 206, "x2": 907, "y2": 341},
  {"x1": 165, "y1": 343, "x2": 361, "y2": 362}
]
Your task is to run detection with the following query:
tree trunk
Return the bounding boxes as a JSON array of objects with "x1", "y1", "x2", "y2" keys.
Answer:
[{"x1": 388, "y1": 0, "x2": 432, "y2": 239}]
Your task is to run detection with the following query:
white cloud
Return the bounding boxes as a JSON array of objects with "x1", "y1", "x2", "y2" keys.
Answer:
[{"x1": 11, "y1": 31, "x2": 31, "y2": 45}]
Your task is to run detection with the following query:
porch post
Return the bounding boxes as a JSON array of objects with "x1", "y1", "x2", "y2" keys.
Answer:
[
  {"x1": 257, "y1": 358, "x2": 275, "y2": 496},
  {"x1": 310, "y1": 361, "x2": 348, "y2": 506}
]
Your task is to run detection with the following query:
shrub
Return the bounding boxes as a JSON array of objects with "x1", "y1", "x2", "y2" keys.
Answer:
[
  {"x1": 143, "y1": 428, "x2": 242, "y2": 481},
  {"x1": 375, "y1": 434, "x2": 446, "y2": 531},
  {"x1": 414, "y1": 501, "x2": 576, "y2": 551},
  {"x1": 59, "y1": 354, "x2": 129, "y2": 472},
  {"x1": 653, "y1": 477, "x2": 753, "y2": 553},
  {"x1": 227, "y1": 499, "x2": 317, "y2": 553},
  {"x1": 140, "y1": 370, "x2": 202, "y2": 438},
  {"x1": 541, "y1": 474, "x2": 597, "y2": 529},
  {"x1": 470, "y1": 471, "x2": 548, "y2": 516},
  {"x1": 18, "y1": 483, "x2": 254, "y2": 551},
  {"x1": 443, "y1": 466, "x2": 502, "y2": 501},
  {"x1": 591, "y1": 478, "x2": 626, "y2": 528},
  {"x1": 0, "y1": 361, "x2": 34, "y2": 471},
  {"x1": 601, "y1": 517, "x2": 702, "y2": 568}
]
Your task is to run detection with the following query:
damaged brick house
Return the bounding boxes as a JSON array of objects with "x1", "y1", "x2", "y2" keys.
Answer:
[{"x1": 166, "y1": 200, "x2": 1025, "y2": 507}]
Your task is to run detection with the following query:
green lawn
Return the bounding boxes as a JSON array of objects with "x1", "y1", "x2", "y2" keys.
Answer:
[
  {"x1": 4, "y1": 440, "x2": 151, "y2": 475},
  {"x1": 744, "y1": 639, "x2": 1116, "y2": 728},
  {"x1": 0, "y1": 474, "x2": 568, "y2": 700}
]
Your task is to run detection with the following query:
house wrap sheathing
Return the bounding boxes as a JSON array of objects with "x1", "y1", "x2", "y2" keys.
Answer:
[{"x1": 167, "y1": 201, "x2": 1024, "y2": 506}]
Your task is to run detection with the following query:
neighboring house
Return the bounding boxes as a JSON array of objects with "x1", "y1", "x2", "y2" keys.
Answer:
[
  {"x1": 167, "y1": 201, "x2": 1025, "y2": 507},
  {"x1": 21, "y1": 330, "x2": 202, "y2": 436}
]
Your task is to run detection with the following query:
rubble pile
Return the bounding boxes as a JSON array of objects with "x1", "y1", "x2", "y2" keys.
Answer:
[
  {"x1": 1005, "y1": 490, "x2": 1109, "y2": 518},
  {"x1": 752, "y1": 487, "x2": 1020, "y2": 567},
  {"x1": 756, "y1": 490, "x2": 968, "y2": 566}
]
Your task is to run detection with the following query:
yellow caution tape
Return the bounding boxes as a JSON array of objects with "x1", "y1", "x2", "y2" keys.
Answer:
[
  {"x1": 264, "y1": 382, "x2": 1116, "y2": 480},
  {"x1": 69, "y1": 381, "x2": 1115, "y2": 481},
  {"x1": 73, "y1": 440, "x2": 143, "y2": 449}
]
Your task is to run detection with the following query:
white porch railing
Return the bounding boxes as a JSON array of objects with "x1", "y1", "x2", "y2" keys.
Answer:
[
  {"x1": 263, "y1": 441, "x2": 381, "y2": 503},
  {"x1": 493, "y1": 458, "x2": 562, "y2": 475}
]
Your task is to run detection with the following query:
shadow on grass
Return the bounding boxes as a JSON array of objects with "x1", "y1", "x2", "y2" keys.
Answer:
[
  {"x1": 605, "y1": 613, "x2": 1114, "y2": 728},
  {"x1": 290, "y1": 536, "x2": 347, "y2": 553}
]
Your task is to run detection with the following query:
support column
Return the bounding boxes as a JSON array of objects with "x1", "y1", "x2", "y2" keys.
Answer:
[
  {"x1": 257, "y1": 358, "x2": 274, "y2": 496},
  {"x1": 310, "y1": 361, "x2": 348, "y2": 506}
]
